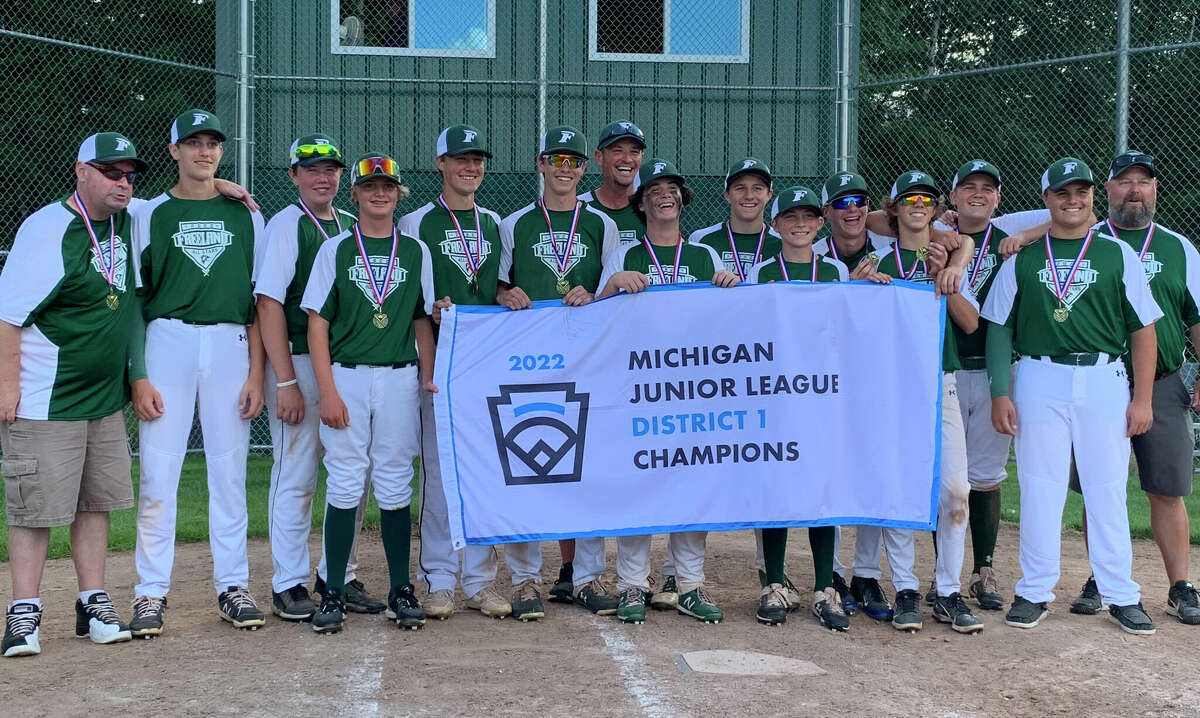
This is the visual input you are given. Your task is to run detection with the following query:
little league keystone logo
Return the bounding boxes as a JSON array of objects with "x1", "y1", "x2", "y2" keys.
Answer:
[
  {"x1": 173, "y1": 221, "x2": 233, "y2": 275},
  {"x1": 488, "y1": 383, "x2": 589, "y2": 486},
  {"x1": 1038, "y1": 258, "x2": 1098, "y2": 309}
]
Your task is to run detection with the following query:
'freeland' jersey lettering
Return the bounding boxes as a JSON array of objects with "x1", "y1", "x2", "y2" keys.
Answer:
[
  {"x1": 0, "y1": 199, "x2": 136, "y2": 420},
  {"x1": 687, "y1": 222, "x2": 782, "y2": 279},
  {"x1": 981, "y1": 232, "x2": 1162, "y2": 358},
  {"x1": 746, "y1": 254, "x2": 848, "y2": 284},
  {"x1": 578, "y1": 190, "x2": 644, "y2": 246},
  {"x1": 499, "y1": 201, "x2": 619, "y2": 300},
  {"x1": 300, "y1": 229, "x2": 434, "y2": 366},
  {"x1": 597, "y1": 241, "x2": 725, "y2": 292},
  {"x1": 398, "y1": 201, "x2": 503, "y2": 305}
]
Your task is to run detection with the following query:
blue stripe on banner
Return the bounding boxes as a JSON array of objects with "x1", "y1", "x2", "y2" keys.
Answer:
[
  {"x1": 446, "y1": 307, "x2": 470, "y2": 544},
  {"x1": 931, "y1": 293, "x2": 946, "y2": 526},
  {"x1": 513, "y1": 402, "x2": 565, "y2": 416}
]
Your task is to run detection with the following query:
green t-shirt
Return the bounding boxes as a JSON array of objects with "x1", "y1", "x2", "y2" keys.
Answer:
[
  {"x1": 874, "y1": 243, "x2": 978, "y2": 373},
  {"x1": 747, "y1": 253, "x2": 848, "y2": 284},
  {"x1": 257, "y1": 204, "x2": 356, "y2": 354},
  {"x1": 132, "y1": 193, "x2": 264, "y2": 325},
  {"x1": 953, "y1": 223, "x2": 1010, "y2": 361},
  {"x1": 687, "y1": 221, "x2": 782, "y2": 280},
  {"x1": 981, "y1": 231, "x2": 1162, "y2": 358},
  {"x1": 1102, "y1": 222, "x2": 1200, "y2": 376},
  {"x1": 0, "y1": 199, "x2": 135, "y2": 420},
  {"x1": 398, "y1": 200, "x2": 503, "y2": 305},
  {"x1": 301, "y1": 228, "x2": 434, "y2": 366},
  {"x1": 578, "y1": 189, "x2": 644, "y2": 247},
  {"x1": 597, "y1": 240, "x2": 725, "y2": 291},
  {"x1": 499, "y1": 200, "x2": 619, "y2": 301}
]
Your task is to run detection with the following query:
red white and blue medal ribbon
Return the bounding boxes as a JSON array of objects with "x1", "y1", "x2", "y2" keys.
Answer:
[
  {"x1": 439, "y1": 194, "x2": 483, "y2": 280},
  {"x1": 1044, "y1": 229, "x2": 1094, "y2": 304},
  {"x1": 73, "y1": 191, "x2": 117, "y2": 290},
  {"x1": 1106, "y1": 219, "x2": 1154, "y2": 261},
  {"x1": 353, "y1": 223, "x2": 399, "y2": 310},
  {"x1": 642, "y1": 234, "x2": 683, "y2": 284},
  {"x1": 297, "y1": 198, "x2": 343, "y2": 241},
  {"x1": 893, "y1": 243, "x2": 925, "y2": 280},
  {"x1": 539, "y1": 199, "x2": 582, "y2": 277},
  {"x1": 776, "y1": 255, "x2": 819, "y2": 282},
  {"x1": 967, "y1": 224, "x2": 994, "y2": 288},
  {"x1": 726, "y1": 223, "x2": 766, "y2": 281}
]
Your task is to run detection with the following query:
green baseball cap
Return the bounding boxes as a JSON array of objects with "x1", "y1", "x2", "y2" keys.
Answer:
[
  {"x1": 890, "y1": 170, "x2": 940, "y2": 199},
  {"x1": 1041, "y1": 157, "x2": 1094, "y2": 192},
  {"x1": 596, "y1": 120, "x2": 646, "y2": 150},
  {"x1": 539, "y1": 125, "x2": 588, "y2": 157},
  {"x1": 170, "y1": 109, "x2": 226, "y2": 144},
  {"x1": 289, "y1": 133, "x2": 345, "y2": 168},
  {"x1": 77, "y1": 131, "x2": 148, "y2": 172},
  {"x1": 350, "y1": 153, "x2": 402, "y2": 186},
  {"x1": 821, "y1": 172, "x2": 870, "y2": 205},
  {"x1": 630, "y1": 158, "x2": 691, "y2": 212},
  {"x1": 1108, "y1": 150, "x2": 1157, "y2": 180},
  {"x1": 951, "y1": 159, "x2": 1001, "y2": 191},
  {"x1": 725, "y1": 157, "x2": 771, "y2": 189},
  {"x1": 437, "y1": 124, "x2": 492, "y2": 158},
  {"x1": 770, "y1": 185, "x2": 821, "y2": 220}
]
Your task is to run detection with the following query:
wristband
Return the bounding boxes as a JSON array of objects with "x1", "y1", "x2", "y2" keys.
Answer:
[{"x1": 276, "y1": 378, "x2": 299, "y2": 388}]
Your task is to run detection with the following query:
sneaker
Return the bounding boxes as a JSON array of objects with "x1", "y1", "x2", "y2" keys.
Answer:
[
  {"x1": 272, "y1": 584, "x2": 317, "y2": 621},
  {"x1": 924, "y1": 580, "x2": 937, "y2": 606},
  {"x1": 466, "y1": 586, "x2": 512, "y2": 618},
  {"x1": 74, "y1": 592, "x2": 132, "y2": 644},
  {"x1": 315, "y1": 576, "x2": 386, "y2": 614},
  {"x1": 574, "y1": 579, "x2": 619, "y2": 615},
  {"x1": 678, "y1": 587, "x2": 723, "y2": 624},
  {"x1": 312, "y1": 594, "x2": 345, "y2": 634},
  {"x1": 850, "y1": 576, "x2": 893, "y2": 622},
  {"x1": 218, "y1": 586, "x2": 266, "y2": 629},
  {"x1": 969, "y1": 567, "x2": 1005, "y2": 611},
  {"x1": 932, "y1": 592, "x2": 984, "y2": 634},
  {"x1": 424, "y1": 589, "x2": 454, "y2": 620},
  {"x1": 129, "y1": 595, "x2": 166, "y2": 638},
  {"x1": 812, "y1": 587, "x2": 850, "y2": 632},
  {"x1": 1108, "y1": 603, "x2": 1156, "y2": 635},
  {"x1": 511, "y1": 579, "x2": 545, "y2": 621},
  {"x1": 618, "y1": 588, "x2": 648, "y2": 624},
  {"x1": 1166, "y1": 581, "x2": 1200, "y2": 625},
  {"x1": 650, "y1": 575, "x2": 678, "y2": 611},
  {"x1": 891, "y1": 589, "x2": 923, "y2": 631},
  {"x1": 756, "y1": 584, "x2": 789, "y2": 626},
  {"x1": 548, "y1": 563, "x2": 574, "y2": 604},
  {"x1": 832, "y1": 572, "x2": 857, "y2": 615},
  {"x1": 1005, "y1": 595, "x2": 1049, "y2": 629},
  {"x1": 1069, "y1": 576, "x2": 1102, "y2": 615},
  {"x1": 2, "y1": 603, "x2": 42, "y2": 657},
  {"x1": 386, "y1": 584, "x2": 426, "y2": 630},
  {"x1": 757, "y1": 570, "x2": 802, "y2": 612}
]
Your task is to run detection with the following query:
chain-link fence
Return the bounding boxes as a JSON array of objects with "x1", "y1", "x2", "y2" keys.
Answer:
[{"x1": 4, "y1": 1, "x2": 1199, "y2": 458}]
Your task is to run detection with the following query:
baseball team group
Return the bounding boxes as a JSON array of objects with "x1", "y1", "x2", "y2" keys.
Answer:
[{"x1": 1, "y1": 105, "x2": 1197, "y2": 659}]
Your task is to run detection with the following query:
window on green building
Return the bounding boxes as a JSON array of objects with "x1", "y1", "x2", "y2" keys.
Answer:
[
  {"x1": 332, "y1": 0, "x2": 495, "y2": 58},
  {"x1": 590, "y1": 0, "x2": 749, "y2": 63}
]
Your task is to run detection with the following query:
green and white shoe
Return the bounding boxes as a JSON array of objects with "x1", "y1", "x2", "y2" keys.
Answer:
[
  {"x1": 678, "y1": 587, "x2": 723, "y2": 624},
  {"x1": 650, "y1": 575, "x2": 678, "y2": 611},
  {"x1": 617, "y1": 588, "x2": 648, "y2": 624}
]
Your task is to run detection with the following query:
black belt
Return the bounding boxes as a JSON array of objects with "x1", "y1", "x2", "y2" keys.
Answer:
[
  {"x1": 335, "y1": 361, "x2": 416, "y2": 369},
  {"x1": 1027, "y1": 352, "x2": 1103, "y2": 366},
  {"x1": 960, "y1": 356, "x2": 986, "y2": 370},
  {"x1": 177, "y1": 318, "x2": 219, "y2": 326}
]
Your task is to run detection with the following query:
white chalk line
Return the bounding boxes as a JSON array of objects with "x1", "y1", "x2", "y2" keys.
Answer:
[{"x1": 590, "y1": 615, "x2": 676, "y2": 718}]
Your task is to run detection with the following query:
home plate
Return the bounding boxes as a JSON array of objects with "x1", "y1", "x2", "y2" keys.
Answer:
[{"x1": 676, "y1": 650, "x2": 826, "y2": 676}]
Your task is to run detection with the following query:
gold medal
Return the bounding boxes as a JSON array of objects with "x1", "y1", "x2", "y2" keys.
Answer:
[
  {"x1": 106, "y1": 293, "x2": 119, "y2": 310},
  {"x1": 373, "y1": 312, "x2": 389, "y2": 329},
  {"x1": 556, "y1": 278, "x2": 570, "y2": 296},
  {"x1": 1053, "y1": 306, "x2": 1069, "y2": 323},
  {"x1": 915, "y1": 245, "x2": 930, "y2": 262},
  {"x1": 866, "y1": 252, "x2": 879, "y2": 266}
]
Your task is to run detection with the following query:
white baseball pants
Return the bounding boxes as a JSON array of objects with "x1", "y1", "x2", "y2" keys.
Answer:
[
  {"x1": 956, "y1": 367, "x2": 1014, "y2": 490},
  {"x1": 670, "y1": 531, "x2": 708, "y2": 594}
]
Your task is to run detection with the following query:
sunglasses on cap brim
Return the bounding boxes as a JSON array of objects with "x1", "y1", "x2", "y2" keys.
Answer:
[{"x1": 293, "y1": 143, "x2": 343, "y2": 162}]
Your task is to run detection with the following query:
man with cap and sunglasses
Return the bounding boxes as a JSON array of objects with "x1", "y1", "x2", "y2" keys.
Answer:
[
  {"x1": 578, "y1": 120, "x2": 647, "y2": 247},
  {"x1": 399, "y1": 124, "x2": 514, "y2": 621},
  {"x1": 127, "y1": 109, "x2": 267, "y2": 636},
  {"x1": 256, "y1": 134, "x2": 387, "y2": 622},
  {"x1": 0, "y1": 132, "x2": 147, "y2": 656},
  {"x1": 497, "y1": 124, "x2": 620, "y2": 620},
  {"x1": 984, "y1": 157, "x2": 1161, "y2": 635}
]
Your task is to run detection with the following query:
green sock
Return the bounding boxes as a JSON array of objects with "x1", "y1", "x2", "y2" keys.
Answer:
[
  {"x1": 808, "y1": 526, "x2": 835, "y2": 591},
  {"x1": 380, "y1": 505, "x2": 413, "y2": 593},
  {"x1": 323, "y1": 505, "x2": 359, "y2": 596},
  {"x1": 761, "y1": 528, "x2": 788, "y2": 585},
  {"x1": 969, "y1": 489, "x2": 1002, "y2": 572}
]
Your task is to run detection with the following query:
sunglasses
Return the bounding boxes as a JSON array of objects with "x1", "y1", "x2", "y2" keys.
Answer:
[
  {"x1": 292, "y1": 143, "x2": 343, "y2": 162},
  {"x1": 898, "y1": 193, "x2": 937, "y2": 207},
  {"x1": 87, "y1": 162, "x2": 137, "y2": 184},
  {"x1": 829, "y1": 194, "x2": 868, "y2": 210},
  {"x1": 353, "y1": 156, "x2": 400, "y2": 180},
  {"x1": 542, "y1": 154, "x2": 586, "y2": 169}
]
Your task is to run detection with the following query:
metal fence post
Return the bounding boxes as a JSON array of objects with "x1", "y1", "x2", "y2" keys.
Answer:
[
  {"x1": 1114, "y1": 0, "x2": 1130, "y2": 155},
  {"x1": 835, "y1": 0, "x2": 856, "y2": 172},
  {"x1": 237, "y1": 0, "x2": 255, "y2": 189}
]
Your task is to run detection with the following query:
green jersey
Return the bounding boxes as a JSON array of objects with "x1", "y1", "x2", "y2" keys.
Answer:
[
  {"x1": 813, "y1": 232, "x2": 891, "y2": 270},
  {"x1": 953, "y1": 223, "x2": 1009, "y2": 361},
  {"x1": 687, "y1": 222, "x2": 782, "y2": 280},
  {"x1": 578, "y1": 189, "x2": 644, "y2": 247},
  {"x1": 981, "y1": 231, "x2": 1162, "y2": 358},
  {"x1": 597, "y1": 240, "x2": 725, "y2": 291},
  {"x1": 746, "y1": 254, "x2": 848, "y2": 284},
  {"x1": 398, "y1": 200, "x2": 503, "y2": 305},
  {"x1": 132, "y1": 193, "x2": 264, "y2": 325},
  {"x1": 874, "y1": 242, "x2": 978, "y2": 373},
  {"x1": 257, "y1": 203, "x2": 356, "y2": 354},
  {"x1": 499, "y1": 200, "x2": 619, "y2": 301},
  {"x1": 301, "y1": 228, "x2": 434, "y2": 366},
  {"x1": 1101, "y1": 221, "x2": 1200, "y2": 376},
  {"x1": 0, "y1": 198, "x2": 135, "y2": 420}
]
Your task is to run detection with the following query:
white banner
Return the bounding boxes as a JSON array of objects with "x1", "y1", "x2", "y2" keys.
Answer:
[{"x1": 433, "y1": 281, "x2": 945, "y2": 548}]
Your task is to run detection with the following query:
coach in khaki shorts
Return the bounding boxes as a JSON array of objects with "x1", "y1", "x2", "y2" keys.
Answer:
[{"x1": 0, "y1": 132, "x2": 144, "y2": 657}]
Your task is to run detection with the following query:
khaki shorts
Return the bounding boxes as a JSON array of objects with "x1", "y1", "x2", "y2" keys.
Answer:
[{"x1": 0, "y1": 410, "x2": 133, "y2": 528}]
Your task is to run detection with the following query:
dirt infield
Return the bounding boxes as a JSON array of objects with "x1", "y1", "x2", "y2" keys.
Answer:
[{"x1": 1, "y1": 524, "x2": 1197, "y2": 717}]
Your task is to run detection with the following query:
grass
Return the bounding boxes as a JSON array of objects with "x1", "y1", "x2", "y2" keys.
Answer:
[{"x1": 1, "y1": 458, "x2": 1197, "y2": 561}]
